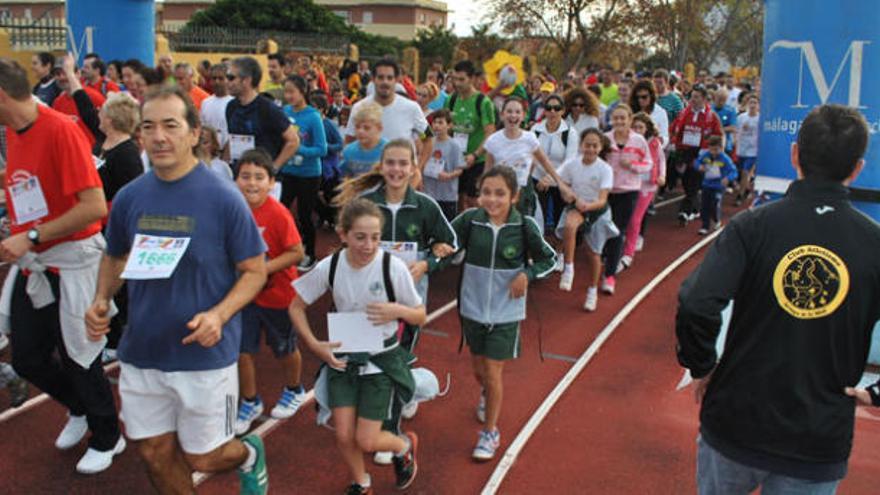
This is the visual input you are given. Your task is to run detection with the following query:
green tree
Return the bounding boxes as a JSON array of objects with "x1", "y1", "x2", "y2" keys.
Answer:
[
  {"x1": 411, "y1": 24, "x2": 458, "y2": 74},
  {"x1": 458, "y1": 23, "x2": 512, "y2": 67},
  {"x1": 188, "y1": 0, "x2": 350, "y2": 34}
]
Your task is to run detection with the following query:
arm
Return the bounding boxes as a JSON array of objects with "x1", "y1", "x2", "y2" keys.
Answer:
[
  {"x1": 296, "y1": 116, "x2": 328, "y2": 158},
  {"x1": 325, "y1": 122, "x2": 344, "y2": 154},
  {"x1": 484, "y1": 151, "x2": 495, "y2": 170},
  {"x1": 289, "y1": 296, "x2": 345, "y2": 369},
  {"x1": 676, "y1": 218, "x2": 749, "y2": 378},
  {"x1": 626, "y1": 140, "x2": 653, "y2": 174},
  {"x1": 533, "y1": 147, "x2": 574, "y2": 199},
  {"x1": 273, "y1": 125, "x2": 301, "y2": 170},
  {"x1": 182, "y1": 253, "x2": 267, "y2": 347},
  {"x1": 425, "y1": 202, "x2": 459, "y2": 274},
  {"x1": 267, "y1": 244, "x2": 304, "y2": 275},
  {"x1": 71, "y1": 90, "x2": 105, "y2": 143},
  {"x1": 576, "y1": 188, "x2": 609, "y2": 213},
  {"x1": 84, "y1": 253, "x2": 128, "y2": 340}
]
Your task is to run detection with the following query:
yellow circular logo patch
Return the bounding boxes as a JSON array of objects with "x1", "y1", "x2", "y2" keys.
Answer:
[{"x1": 773, "y1": 245, "x2": 849, "y2": 319}]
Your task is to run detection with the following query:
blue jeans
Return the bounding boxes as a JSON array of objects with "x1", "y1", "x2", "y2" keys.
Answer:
[
  {"x1": 697, "y1": 436, "x2": 841, "y2": 495},
  {"x1": 700, "y1": 188, "x2": 722, "y2": 229}
]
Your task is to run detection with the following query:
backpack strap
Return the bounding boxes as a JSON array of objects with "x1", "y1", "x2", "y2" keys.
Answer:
[
  {"x1": 382, "y1": 251, "x2": 396, "y2": 303},
  {"x1": 329, "y1": 250, "x2": 341, "y2": 289},
  {"x1": 561, "y1": 129, "x2": 570, "y2": 147}
]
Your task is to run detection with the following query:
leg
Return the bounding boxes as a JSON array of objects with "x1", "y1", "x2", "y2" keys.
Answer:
[
  {"x1": 137, "y1": 433, "x2": 195, "y2": 495},
  {"x1": 293, "y1": 177, "x2": 321, "y2": 260},
  {"x1": 482, "y1": 358, "x2": 505, "y2": 432},
  {"x1": 713, "y1": 191, "x2": 722, "y2": 224},
  {"x1": 334, "y1": 406, "x2": 368, "y2": 485},
  {"x1": 355, "y1": 418, "x2": 407, "y2": 454},
  {"x1": 471, "y1": 354, "x2": 487, "y2": 388},
  {"x1": 56, "y1": 340, "x2": 120, "y2": 451},
  {"x1": 279, "y1": 350, "x2": 302, "y2": 389},
  {"x1": 603, "y1": 192, "x2": 638, "y2": 277},
  {"x1": 562, "y1": 209, "x2": 585, "y2": 264},
  {"x1": 700, "y1": 189, "x2": 713, "y2": 229},
  {"x1": 183, "y1": 439, "x2": 248, "y2": 474},
  {"x1": 623, "y1": 191, "x2": 653, "y2": 258},
  {"x1": 587, "y1": 252, "x2": 602, "y2": 289},
  {"x1": 696, "y1": 435, "x2": 763, "y2": 495},
  {"x1": 238, "y1": 353, "x2": 257, "y2": 399},
  {"x1": 761, "y1": 472, "x2": 840, "y2": 495}
]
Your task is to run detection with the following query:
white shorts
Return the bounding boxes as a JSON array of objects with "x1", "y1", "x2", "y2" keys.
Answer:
[{"x1": 119, "y1": 362, "x2": 238, "y2": 455}]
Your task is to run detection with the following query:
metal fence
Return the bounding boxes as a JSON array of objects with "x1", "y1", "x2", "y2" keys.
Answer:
[
  {"x1": 0, "y1": 17, "x2": 66, "y2": 51},
  {"x1": 159, "y1": 25, "x2": 349, "y2": 54}
]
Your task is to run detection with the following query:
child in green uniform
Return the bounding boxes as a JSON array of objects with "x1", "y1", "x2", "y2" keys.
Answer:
[
  {"x1": 290, "y1": 199, "x2": 426, "y2": 495},
  {"x1": 336, "y1": 138, "x2": 459, "y2": 463},
  {"x1": 448, "y1": 166, "x2": 557, "y2": 461}
]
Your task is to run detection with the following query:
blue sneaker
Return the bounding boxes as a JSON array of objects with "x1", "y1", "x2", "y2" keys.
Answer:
[
  {"x1": 472, "y1": 429, "x2": 500, "y2": 461},
  {"x1": 270, "y1": 387, "x2": 307, "y2": 419},
  {"x1": 238, "y1": 434, "x2": 268, "y2": 495},
  {"x1": 235, "y1": 397, "x2": 263, "y2": 436}
]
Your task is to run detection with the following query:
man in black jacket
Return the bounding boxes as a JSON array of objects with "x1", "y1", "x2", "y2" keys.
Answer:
[{"x1": 676, "y1": 104, "x2": 880, "y2": 495}]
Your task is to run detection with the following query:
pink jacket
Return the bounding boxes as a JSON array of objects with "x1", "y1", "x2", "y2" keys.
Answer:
[
  {"x1": 605, "y1": 130, "x2": 652, "y2": 192},
  {"x1": 643, "y1": 136, "x2": 667, "y2": 192}
]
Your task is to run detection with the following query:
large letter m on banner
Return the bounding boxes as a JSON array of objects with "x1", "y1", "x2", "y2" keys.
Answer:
[{"x1": 769, "y1": 40, "x2": 869, "y2": 109}]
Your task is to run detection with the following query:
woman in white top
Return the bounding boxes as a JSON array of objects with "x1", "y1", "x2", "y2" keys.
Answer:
[
  {"x1": 630, "y1": 79, "x2": 669, "y2": 146},
  {"x1": 483, "y1": 97, "x2": 572, "y2": 230},
  {"x1": 531, "y1": 94, "x2": 580, "y2": 229},
  {"x1": 563, "y1": 87, "x2": 601, "y2": 135}
]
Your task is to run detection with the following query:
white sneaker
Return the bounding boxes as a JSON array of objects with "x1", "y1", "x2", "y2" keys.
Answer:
[
  {"x1": 270, "y1": 388, "x2": 307, "y2": 419},
  {"x1": 401, "y1": 401, "x2": 419, "y2": 419},
  {"x1": 55, "y1": 414, "x2": 88, "y2": 450},
  {"x1": 559, "y1": 269, "x2": 574, "y2": 291},
  {"x1": 373, "y1": 450, "x2": 393, "y2": 465},
  {"x1": 554, "y1": 253, "x2": 564, "y2": 272},
  {"x1": 476, "y1": 393, "x2": 486, "y2": 424},
  {"x1": 235, "y1": 398, "x2": 264, "y2": 436},
  {"x1": 713, "y1": 221, "x2": 723, "y2": 231},
  {"x1": 583, "y1": 289, "x2": 598, "y2": 312},
  {"x1": 616, "y1": 255, "x2": 632, "y2": 274},
  {"x1": 635, "y1": 236, "x2": 644, "y2": 252},
  {"x1": 76, "y1": 436, "x2": 126, "y2": 474}
]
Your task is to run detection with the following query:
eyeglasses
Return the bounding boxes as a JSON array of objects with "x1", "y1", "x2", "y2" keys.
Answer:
[
  {"x1": 545, "y1": 105, "x2": 564, "y2": 112},
  {"x1": 226, "y1": 74, "x2": 237, "y2": 81}
]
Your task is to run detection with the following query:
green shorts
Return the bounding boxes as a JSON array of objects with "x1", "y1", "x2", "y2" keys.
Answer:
[
  {"x1": 463, "y1": 318, "x2": 521, "y2": 360},
  {"x1": 327, "y1": 369, "x2": 395, "y2": 421}
]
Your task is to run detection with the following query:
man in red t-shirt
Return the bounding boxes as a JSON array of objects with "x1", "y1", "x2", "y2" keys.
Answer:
[
  {"x1": 174, "y1": 62, "x2": 210, "y2": 111},
  {"x1": 51, "y1": 56, "x2": 106, "y2": 149},
  {"x1": 233, "y1": 149, "x2": 307, "y2": 434},
  {"x1": 0, "y1": 58, "x2": 122, "y2": 474},
  {"x1": 82, "y1": 53, "x2": 121, "y2": 97},
  {"x1": 670, "y1": 84, "x2": 723, "y2": 223}
]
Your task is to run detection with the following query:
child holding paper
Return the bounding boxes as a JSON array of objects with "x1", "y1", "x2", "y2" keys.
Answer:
[
  {"x1": 421, "y1": 109, "x2": 464, "y2": 220},
  {"x1": 290, "y1": 198, "x2": 426, "y2": 495}
]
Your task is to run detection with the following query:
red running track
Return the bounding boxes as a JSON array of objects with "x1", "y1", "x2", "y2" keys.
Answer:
[{"x1": 1, "y1": 197, "x2": 878, "y2": 494}]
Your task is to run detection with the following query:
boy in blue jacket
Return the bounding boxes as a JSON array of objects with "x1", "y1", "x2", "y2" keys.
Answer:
[{"x1": 695, "y1": 135, "x2": 737, "y2": 235}]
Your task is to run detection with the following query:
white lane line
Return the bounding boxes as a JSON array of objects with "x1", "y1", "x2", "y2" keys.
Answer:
[
  {"x1": 481, "y1": 228, "x2": 723, "y2": 495},
  {"x1": 193, "y1": 297, "x2": 461, "y2": 486},
  {"x1": 654, "y1": 194, "x2": 685, "y2": 209},
  {"x1": 0, "y1": 360, "x2": 120, "y2": 424}
]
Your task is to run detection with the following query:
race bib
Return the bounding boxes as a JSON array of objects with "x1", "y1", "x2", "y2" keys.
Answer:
[
  {"x1": 704, "y1": 162, "x2": 722, "y2": 180},
  {"x1": 682, "y1": 129, "x2": 702, "y2": 147},
  {"x1": 453, "y1": 133, "x2": 469, "y2": 155},
  {"x1": 229, "y1": 134, "x2": 255, "y2": 161},
  {"x1": 10, "y1": 176, "x2": 49, "y2": 224},
  {"x1": 380, "y1": 241, "x2": 419, "y2": 265},
  {"x1": 423, "y1": 157, "x2": 445, "y2": 179},
  {"x1": 122, "y1": 234, "x2": 191, "y2": 280}
]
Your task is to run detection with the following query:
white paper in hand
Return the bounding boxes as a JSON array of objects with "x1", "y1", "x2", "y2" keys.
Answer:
[{"x1": 327, "y1": 312, "x2": 385, "y2": 353}]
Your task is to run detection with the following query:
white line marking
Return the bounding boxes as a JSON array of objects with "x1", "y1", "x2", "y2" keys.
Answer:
[
  {"x1": 480, "y1": 228, "x2": 723, "y2": 494},
  {"x1": 426, "y1": 299, "x2": 458, "y2": 324},
  {"x1": 654, "y1": 194, "x2": 685, "y2": 209},
  {"x1": 0, "y1": 360, "x2": 120, "y2": 424}
]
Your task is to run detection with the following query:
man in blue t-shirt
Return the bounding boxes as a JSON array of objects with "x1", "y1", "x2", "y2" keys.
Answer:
[
  {"x1": 85, "y1": 87, "x2": 270, "y2": 495},
  {"x1": 225, "y1": 56, "x2": 300, "y2": 172},
  {"x1": 712, "y1": 89, "x2": 738, "y2": 154}
]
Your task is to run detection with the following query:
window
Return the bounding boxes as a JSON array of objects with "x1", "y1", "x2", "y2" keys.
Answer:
[
  {"x1": 24, "y1": 8, "x2": 32, "y2": 20},
  {"x1": 420, "y1": 13, "x2": 426, "y2": 24},
  {"x1": 363, "y1": 11, "x2": 373, "y2": 24},
  {"x1": 332, "y1": 10, "x2": 351, "y2": 23}
]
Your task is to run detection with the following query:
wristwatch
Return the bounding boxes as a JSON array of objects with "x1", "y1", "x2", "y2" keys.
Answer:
[{"x1": 27, "y1": 227, "x2": 40, "y2": 245}]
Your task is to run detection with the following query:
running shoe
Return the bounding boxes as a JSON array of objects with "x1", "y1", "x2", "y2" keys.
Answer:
[
  {"x1": 235, "y1": 397, "x2": 264, "y2": 435},
  {"x1": 713, "y1": 221, "x2": 723, "y2": 231},
  {"x1": 476, "y1": 392, "x2": 486, "y2": 424},
  {"x1": 345, "y1": 482, "x2": 374, "y2": 495},
  {"x1": 601, "y1": 276, "x2": 616, "y2": 295},
  {"x1": 239, "y1": 434, "x2": 269, "y2": 495},
  {"x1": 401, "y1": 400, "x2": 419, "y2": 419},
  {"x1": 76, "y1": 436, "x2": 126, "y2": 474},
  {"x1": 55, "y1": 414, "x2": 88, "y2": 450},
  {"x1": 554, "y1": 253, "x2": 564, "y2": 273},
  {"x1": 616, "y1": 255, "x2": 632, "y2": 274},
  {"x1": 559, "y1": 269, "x2": 574, "y2": 291},
  {"x1": 583, "y1": 289, "x2": 598, "y2": 312},
  {"x1": 698, "y1": 227, "x2": 709, "y2": 235},
  {"x1": 677, "y1": 211, "x2": 689, "y2": 226},
  {"x1": 635, "y1": 236, "x2": 644, "y2": 252},
  {"x1": 270, "y1": 387, "x2": 307, "y2": 419},
  {"x1": 298, "y1": 255, "x2": 317, "y2": 272},
  {"x1": 393, "y1": 431, "x2": 419, "y2": 490},
  {"x1": 472, "y1": 429, "x2": 500, "y2": 461},
  {"x1": 373, "y1": 451, "x2": 393, "y2": 465},
  {"x1": 7, "y1": 375, "x2": 28, "y2": 407}
]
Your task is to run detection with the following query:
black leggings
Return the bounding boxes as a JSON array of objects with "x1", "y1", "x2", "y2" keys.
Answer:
[
  {"x1": 603, "y1": 191, "x2": 639, "y2": 277},
  {"x1": 280, "y1": 175, "x2": 321, "y2": 259}
]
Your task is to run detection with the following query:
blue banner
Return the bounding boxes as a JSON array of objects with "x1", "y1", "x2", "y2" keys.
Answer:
[
  {"x1": 67, "y1": 0, "x2": 155, "y2": 65},
  {"x1": 759, "y1": 0, "x2": 880, "y2": 219}
]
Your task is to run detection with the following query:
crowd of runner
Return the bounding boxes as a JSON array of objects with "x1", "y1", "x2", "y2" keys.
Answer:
[{"x1": 0, "y1": 48, "x2": 764, "y2": 494}]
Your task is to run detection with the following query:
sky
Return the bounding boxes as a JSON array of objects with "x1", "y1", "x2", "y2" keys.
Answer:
[{"x1": 445, "y1": 0, "x2": 489, "y2": 36}]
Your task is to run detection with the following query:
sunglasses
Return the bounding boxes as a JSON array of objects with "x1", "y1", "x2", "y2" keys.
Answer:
[
  {"x1": 226, "y1": 74, "x2": 237, "y2": 81},
  {"x1": 545, "y1": 105, "x2": 564, "y2": 112},
  {"x1": 571, "y1": 102, "x2": 586, "y2": 108}
]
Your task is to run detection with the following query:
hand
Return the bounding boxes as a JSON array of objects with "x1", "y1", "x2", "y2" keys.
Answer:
[
  {"x1": 0, "y1": 232, "x2": 33, "y2": 262},
  {"x1": 656, "y1": 176, "x2": 666, "y2": 187},
  {"x1": 465, "y1": 154, "x2": 476, "y2": 168},
  {"x1": 313, "y1": 341, "x2": 347, "y2": 370},
  {"x1": 432, "y1": 243, "x2": 455, "y2": 258},
  {"x1": 409, "y1": 260, "x2": 428, "y2": 283},
  {"x1": 575, "y1": 199, "x2": 589, "y2": 213},
  {"x1": 535, "y1": 179, "x2": 548, "y2": 192},
  {"x1": 620, "y1": 159, "x2": 632, "y2": 170},
  {"x1": 845, "y1": 386, "x2": 873, "y2": 406},
  {"x1": 694, "y1": 375, "x2": 711, "y2": 404},
  {"x1": 366, "y1": 302, "x2": 401, "y2": 325},
  {"x1": 62, "y1": 53, "x2": 76, "y2": 75},
  {"x1": 538, "y1": 176, "x2": 554, "y2": 190},
  {"x1": 85, "y1": 298, "x2": 112, "y2": 342},
  {"x1": 721, "y1": 178, "x2": 729, "y2": 187},
  {"x1": 182, "y1": 310, "x2": 224, "y2": 347},
  {"x1": 509, "y1": 272, "x2": 528, "y2": 298}
]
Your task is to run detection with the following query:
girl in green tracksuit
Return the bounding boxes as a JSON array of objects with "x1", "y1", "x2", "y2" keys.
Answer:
[
  {"x1": 448, "y1": 166, "x2": 557, "y2": 462},
  {"x1": 336, "y1": 138, "x2": 458, "y2": 462}
]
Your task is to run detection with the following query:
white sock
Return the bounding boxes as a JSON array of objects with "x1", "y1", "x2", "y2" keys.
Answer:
[
  {"x1": 394, "y1": 434, "x2": 411, "y2": 457},
  {"x1": 587, "y1": 286, "x2": 598, "y2": 295},
  {"x1": 240, "y1": 442, "x2": 257, "y2": 472},
  {"x1": 564, "y1": 263, "x2": 574, "y2": 273},
  {"x1": 359, "y1": 473, "x2": 372, "y2": 488}
]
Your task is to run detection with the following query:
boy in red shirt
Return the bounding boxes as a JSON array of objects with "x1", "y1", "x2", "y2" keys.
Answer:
[{"x1": 233, "y1": 149, "x2": 306, "y2": 435}]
